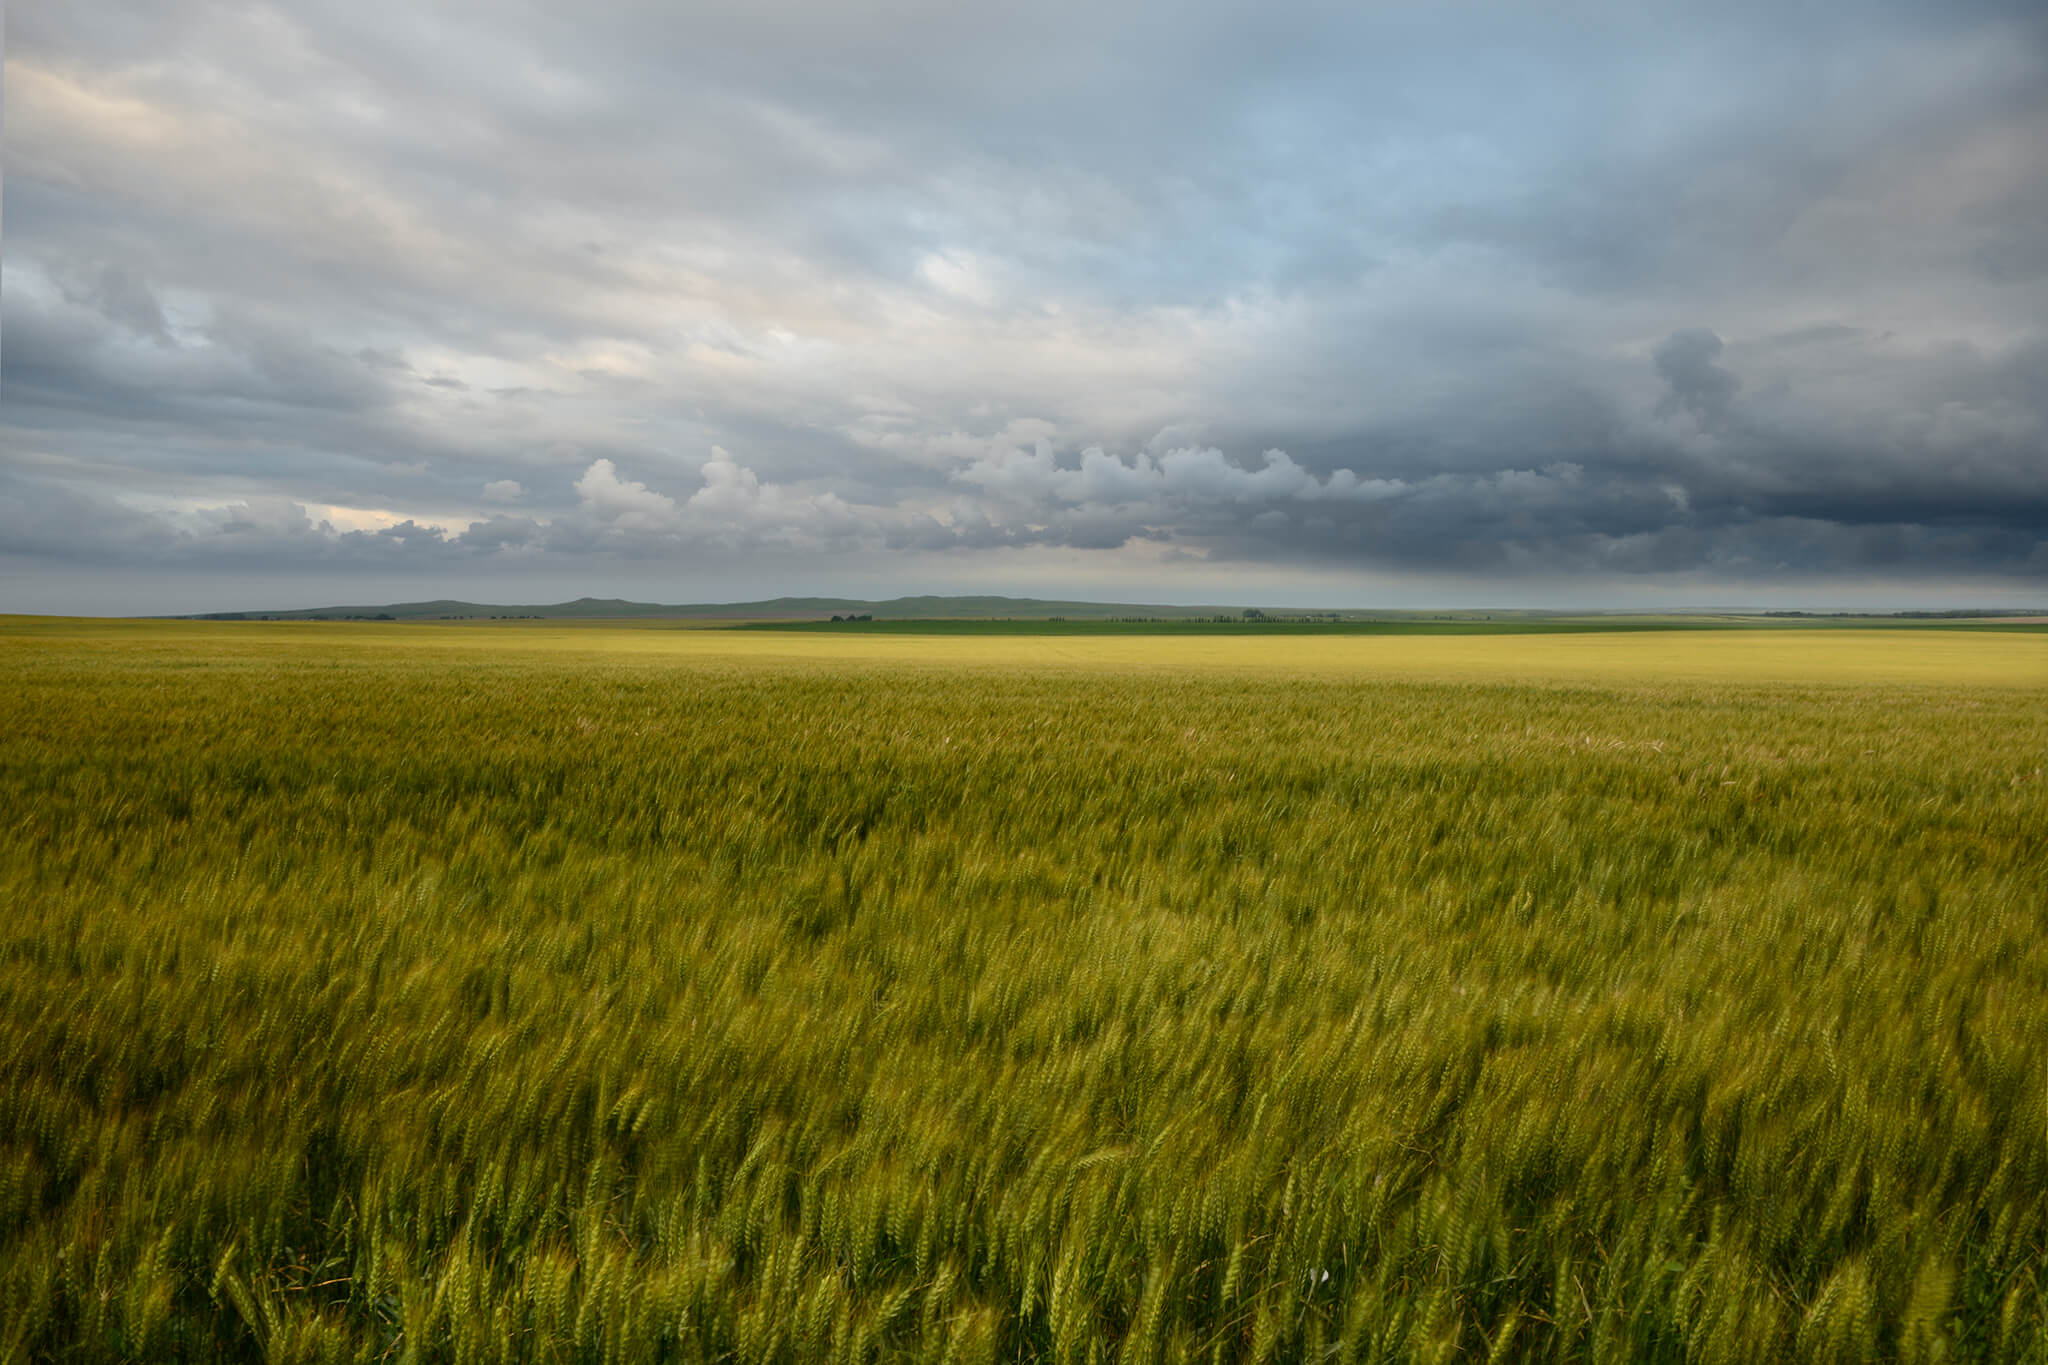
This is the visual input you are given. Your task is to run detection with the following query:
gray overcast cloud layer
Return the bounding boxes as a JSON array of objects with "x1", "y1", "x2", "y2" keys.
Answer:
[{"x1": 5, "y1": 0, "x2": 2047, "y2": 611}]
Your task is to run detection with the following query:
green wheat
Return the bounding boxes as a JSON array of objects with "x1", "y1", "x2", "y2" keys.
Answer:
[{"x1": 0, "y1": 619, "x2": 2042, "y2": 1362}]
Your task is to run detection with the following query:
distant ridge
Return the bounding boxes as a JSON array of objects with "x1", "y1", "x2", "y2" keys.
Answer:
[
  {"x1": 172, "y1": 597, "x2": 2048, "y2": 624},
  {"x1": 179, "y1": 594, "x2": 1277, "y2": 622}
]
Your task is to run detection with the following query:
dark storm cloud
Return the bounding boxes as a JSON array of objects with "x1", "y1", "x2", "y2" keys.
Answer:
[
  {"x1": 1653, "y1": 331, "x2": 1740, "y2": 431},
  {"x1": 4, "y1": 0, "x2": 2045, "y2": 609}
]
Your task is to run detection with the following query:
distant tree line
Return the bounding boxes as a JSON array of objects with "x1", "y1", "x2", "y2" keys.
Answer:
[{"x1": 1762, "y1": 609, "x2": 2038, "y2": 619}]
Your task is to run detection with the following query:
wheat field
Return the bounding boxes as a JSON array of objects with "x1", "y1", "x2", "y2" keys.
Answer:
[{"x1": 2, "y1": 618, "x2": 2044, "y2": 1363}]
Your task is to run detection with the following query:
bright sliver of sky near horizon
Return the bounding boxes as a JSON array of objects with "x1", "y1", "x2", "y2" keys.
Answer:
[{"x1": 3, "y1": 0, "x2": 2045, "y2": 613}]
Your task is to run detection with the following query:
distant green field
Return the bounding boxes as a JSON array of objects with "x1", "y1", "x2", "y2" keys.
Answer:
[
  {"x1": 737, "y1": 614, "x2": 2048, "y2": 636},
  {"x1": 3, "y1": 619, "x2": 2044, "y2": 1362}
]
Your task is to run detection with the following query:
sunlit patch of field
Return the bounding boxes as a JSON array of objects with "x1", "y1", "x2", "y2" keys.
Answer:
[
  {"x1": 672, "y1": 625, "x2": 2048, "y2": 687},
  {"x1": 9, "y1": 616, "x2": 2042, "y2": 688},
  {"x1": 1, "y1": 617, "x2": 2043, "y2": 1362}
]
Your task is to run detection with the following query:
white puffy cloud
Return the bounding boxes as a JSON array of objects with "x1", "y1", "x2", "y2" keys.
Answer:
[
  {"x1": 682, "y1": 447, "x2": 864, "y2": 548},
  {"x1": 575, "y1": 458, "x2": 680, "y2": 534},
  {"x1": 956, "y1": 443, "x2": 1408, "y2": 509},
  {"x1": 549, "y1": 450, "x2": 883, "y2": 554}
]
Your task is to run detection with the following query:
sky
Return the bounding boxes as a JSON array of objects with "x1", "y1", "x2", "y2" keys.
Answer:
[{"x1": 5, "y1": 0, "x2": 2047, "y2": 613}]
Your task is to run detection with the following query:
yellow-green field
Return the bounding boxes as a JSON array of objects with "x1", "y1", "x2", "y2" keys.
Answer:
[{"x1": 2, "y1": 619, "x2": 2044, "y2": 1363}]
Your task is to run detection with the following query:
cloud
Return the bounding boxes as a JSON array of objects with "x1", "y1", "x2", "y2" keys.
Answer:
[
  {"x1": 70, "y1": 265, "x2": 173, "y2": 343},
  {"x1": 575, "y1": 458, "x2": 680, "y2": 534},
  {"x1": 1653, "y1": 329, "x2": 1742, "y2": 431},
  {"x1": 4, "y1": 0, "x2": 2046, "y2": 609},
  {"x1": 957, "y1": 443, "x2": 1407, "y2": 511}
]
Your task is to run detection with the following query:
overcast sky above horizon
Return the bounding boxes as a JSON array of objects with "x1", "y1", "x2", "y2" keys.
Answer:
[{"x1": 5, "y1": 0, "x2": 2047, "y2": 613}]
